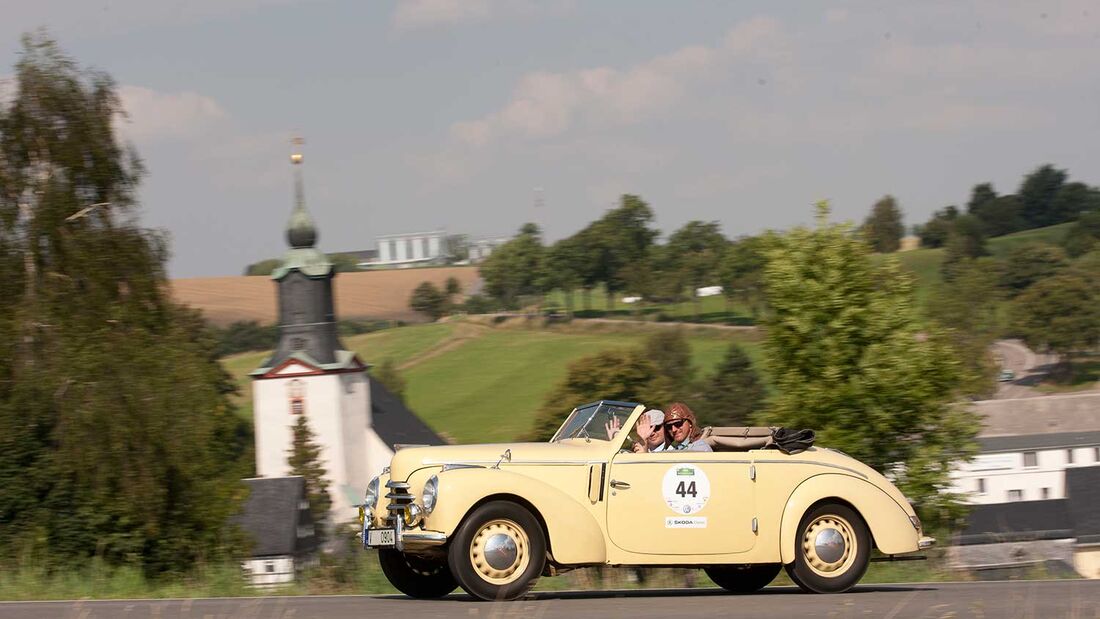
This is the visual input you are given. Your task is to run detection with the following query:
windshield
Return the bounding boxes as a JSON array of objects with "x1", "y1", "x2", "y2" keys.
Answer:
[{"x1": 552, "y1": 402, "x2": 638, "y2": 443}]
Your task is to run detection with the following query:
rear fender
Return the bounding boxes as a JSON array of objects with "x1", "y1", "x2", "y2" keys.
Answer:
[
  {"x1": 428, "y1": 468, "x2": 606, "y2": 565},
  {"x1": 779, "y1": 473, "x2": 919, "y2": 564}
]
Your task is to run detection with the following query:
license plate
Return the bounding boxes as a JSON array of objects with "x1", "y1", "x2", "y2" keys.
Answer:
[{"x1": 367, "y1": 528, "x2": 396, "y2": 547}]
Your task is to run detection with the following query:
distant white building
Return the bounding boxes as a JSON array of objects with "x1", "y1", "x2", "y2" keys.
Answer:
[
  {"x1": 369, "y1": 230, "x2": 446, "y2": 268},
  {"x1": 468, "y1": 237, "x2": 507, "y2": 263},
  {"x1": 951, "y1": 432, "x2": 1100, "y2": 504},
  {"x1": 949, "y1": 393, "x2": 1100, "y2": 505}
]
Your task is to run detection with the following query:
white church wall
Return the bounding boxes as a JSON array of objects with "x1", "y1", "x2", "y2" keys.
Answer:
[
  {"x1": 253, "y1": 373, "x2": 353, "y2": 521},
  {"x1": 365, "y1": 427, "x2": 395, "y2": 482},
  {"x1": 335, "y1": 372, "x2": 371, "y2": 522}
]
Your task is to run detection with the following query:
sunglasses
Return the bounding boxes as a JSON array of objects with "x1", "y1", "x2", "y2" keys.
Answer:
[{"x1": 663, "y1": 420, "x2": 688, "y2": 429}]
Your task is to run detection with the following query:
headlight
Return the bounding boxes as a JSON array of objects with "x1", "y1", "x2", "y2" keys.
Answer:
[
  {"x1": 423, "y1": 475, "x2": 438, "y2": 514},
  {"x1": 365, "y1": 476, "x2": 380, "y2": 511}
]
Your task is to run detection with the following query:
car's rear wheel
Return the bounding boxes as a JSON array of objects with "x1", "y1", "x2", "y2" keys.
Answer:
[
  {"x1": 704, "y1": 563, "x2": 781, "y2": 593},
  {"x1": 785, "y1": 502, "x2": 870, "y2": 593},
  {"x1": 447, "y1": 500, "x2": 546, "y2": 601},
  {"x1": 378, "y1": 549, "x2": 458, "y2": 599}
]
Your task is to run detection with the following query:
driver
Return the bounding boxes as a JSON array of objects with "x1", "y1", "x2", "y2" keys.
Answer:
[
  {"x1": 656, "y1": 402, "x2": 711, "y2": 452},
  {"x1": 605, "y1": 409, "x2": 668, "y2": 452}
]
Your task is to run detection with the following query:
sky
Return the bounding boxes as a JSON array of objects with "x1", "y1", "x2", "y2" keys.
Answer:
[{"x1": 3, "y1": 0, "x2": 1099, "y2": 278}]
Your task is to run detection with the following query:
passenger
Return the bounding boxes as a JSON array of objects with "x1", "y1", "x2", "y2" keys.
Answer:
[{"x1": 659, "y1": 402, "x2": 712, "y2": 452}]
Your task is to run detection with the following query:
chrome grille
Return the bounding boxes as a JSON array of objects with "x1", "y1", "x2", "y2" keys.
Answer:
[{"x1": 385, "y1": 480, "x2": 414, "y2": 525}]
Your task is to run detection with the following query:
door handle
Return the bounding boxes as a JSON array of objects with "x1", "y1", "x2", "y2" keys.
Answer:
[{"x1": 610, "y1": 480, "x2": 631, "y2": 490}]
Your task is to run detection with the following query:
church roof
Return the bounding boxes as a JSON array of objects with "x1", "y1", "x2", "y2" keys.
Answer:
[
  {"x1": 249, "y1": 349, "x2": 365, "y2": 377},
  {"x1": 370, "y1": 377, "x2": 444, "y2": 447},
  {"x1": 234, "y1": 476, "x2": 318, "y2": 558}
]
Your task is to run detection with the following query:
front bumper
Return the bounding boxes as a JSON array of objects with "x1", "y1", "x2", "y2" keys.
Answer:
[{"x1": 362, "y1": 525, "x2": 447, "y2": 551}]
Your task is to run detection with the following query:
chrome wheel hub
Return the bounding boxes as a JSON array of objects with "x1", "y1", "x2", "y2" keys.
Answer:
[
  {"x1": 469, "y1": 519, "x2": 530, "y2": 585},
  {"x1": 483, "y1": 533, "x2": 518, "y2": 570},
  {"x1": 802, "y1": 515, "x2": 857, "y2": 577},
  {"x1": 814, "y1": 528, "x2": 846, "y2": 564}
]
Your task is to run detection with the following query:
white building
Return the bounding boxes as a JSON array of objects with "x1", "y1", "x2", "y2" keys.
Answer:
[
  {"x1": 371, "y1": 230, "x2": 446, "y2": 268},
  {"x1": 951, "y1": 432, "x2": 1100, "y2": 504},
  {"x1": 949, "y1": 393, "x2": 1100, "y2": 505}
]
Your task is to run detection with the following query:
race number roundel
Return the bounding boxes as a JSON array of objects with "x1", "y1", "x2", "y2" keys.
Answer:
[{"x1": 662, "y1": 464, "x2": 711, "y2": 514}]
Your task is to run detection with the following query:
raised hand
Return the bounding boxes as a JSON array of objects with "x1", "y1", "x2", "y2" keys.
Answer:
[{"x1": 604, "y1": 416, "x2": 623, "y2": 440}]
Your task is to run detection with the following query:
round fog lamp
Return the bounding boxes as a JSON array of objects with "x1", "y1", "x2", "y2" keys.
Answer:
[{"x1": 405, "y1": 503, "x2": 424, "y2": 527}]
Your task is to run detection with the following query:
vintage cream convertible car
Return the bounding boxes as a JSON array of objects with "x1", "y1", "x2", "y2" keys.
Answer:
[{"x1": 360, "y1": 401, "x2": 934, "y2": 600}]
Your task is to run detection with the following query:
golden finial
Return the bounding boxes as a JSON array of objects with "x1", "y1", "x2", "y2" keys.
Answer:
[{"x1": 290, "y1": 135, "x2": 305, "y2": 165}]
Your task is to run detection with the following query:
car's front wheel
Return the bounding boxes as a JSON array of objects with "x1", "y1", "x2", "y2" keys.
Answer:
[
  {"x1": 378, "y1": 549, "x2": 458, "y2": 599},
  {"x1": 785, "y1": 502, "x2": 871, "y2": 593},
  {"x1": 447, "y1": 500, "x2": 546, "y2": 601},
  {"x1": 704, "y1": 563, "x2": 781, "y2": 593}
]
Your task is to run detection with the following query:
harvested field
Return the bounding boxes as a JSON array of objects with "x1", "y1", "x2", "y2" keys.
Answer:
[{"x1": 170, "y1": 266, "x2": 481, "y2": 326}]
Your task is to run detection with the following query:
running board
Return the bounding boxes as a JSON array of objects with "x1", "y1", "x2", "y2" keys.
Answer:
[{"x1": 871, "y1": 555, "x2": 928, "y2": 562}]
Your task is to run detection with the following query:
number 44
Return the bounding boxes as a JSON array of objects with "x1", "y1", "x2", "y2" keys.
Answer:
[{"x1": 675, "y1": 480, "x2": 697, "y2": 498}]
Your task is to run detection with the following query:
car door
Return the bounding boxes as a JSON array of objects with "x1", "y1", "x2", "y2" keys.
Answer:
[{"x1": 605, "y1": 451, "x2": 757, "y2": 555}]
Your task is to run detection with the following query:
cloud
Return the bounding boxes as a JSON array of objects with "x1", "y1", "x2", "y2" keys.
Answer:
[
  {"x1": 450, "y1": 16, "x2": 783, "y2": 146},
  {"x1": 116, "y1": 86, "x2": 227, "y2": 143},
  {"x1": 391, "y1": 0, "x2": 562, "y2": 31}
]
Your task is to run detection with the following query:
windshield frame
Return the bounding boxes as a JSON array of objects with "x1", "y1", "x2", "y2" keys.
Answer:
[{"x1": 550, "y1": 400, "x2": 642, "y2": 443}]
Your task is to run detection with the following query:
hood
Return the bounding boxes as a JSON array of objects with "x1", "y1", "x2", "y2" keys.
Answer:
[{"x1": 388, "y1": 440, "x2": 606, "y2": 482}]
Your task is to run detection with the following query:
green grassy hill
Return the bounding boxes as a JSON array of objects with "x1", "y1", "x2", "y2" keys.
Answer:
[
  {"x1": 894, "y1": 223, "x2": 1074, "y2": 305},
  {"x1": 222, "y1": 320, "x2": 762, "y2": 444}
]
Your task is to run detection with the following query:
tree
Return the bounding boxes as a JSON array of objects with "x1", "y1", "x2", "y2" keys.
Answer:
[
  {"x1": 925, "y1": 258, "x2": 1006, "y2": 398},
  {"x1": 757, "y1": 201, "x2": 978, "y2": 527},
  {"x1": 1011, "y1": 273, "x2": 1100, "y2": 376},
  {"x1": 373, "y1": 358, "x2": 406, "y2": 403},
  {"x1": 697, "y1": 344, "x2": 765, "y2": 428},
  {"x1": 442, "y1": 234, "x2": 469, "y2": 263},
  {"x1": 999, "y1": 243, "x2": 1069, "y2": 295},
  {"x1": 1064, "y1": 211, "x2": 1100, "y2": 257},
  {"x1": 971, "y1": 195, "x2": 1026, "y2": 237},
  {"x1": 966, "y1": 183, "x2": 1027, "y2": 237},
  {"x1": 718, "y1": 235, "x2": 772, "y2": 321},
  {"x1": 665, "y1": 220, "x2": 727, "y2": 319},
  {"x1": 861, "y1": 195, "x2": 904, "y2": 253},
  {"x1": 245, "y1": 258, "x2": 282, "y2": 276},
  {"x1": 591, "y1": 195, "x2": 659, "y2": 310},
  {"x1": 540, "y1": 236, "x2": 586, "y2": 315},
  {"x1": 328, "y1": 252, "x2": 361, "y2": 273},
  {"x1": 0, "y1": 34, "x2": 249, "y2": 574},
  {"x1": 915, "y1": 206, "x2": 958, "y2": 248},
  {"x1": 525, "y1": 349, "x2": 673, "y2": 441},
  {"x1": 1018, "y1": 164, "x2": 1067, "y2": 228},
  {"x1": 444, "y1": 276, "x2": 462, "y2": 298},
  {"x1": 287, "y1": 415, "x2": 332, "y2": 529},
  {"x1": 940, "y1": 215, "x2": 987, "y2": 279},
  {"x1": 479, "y1": 223, "x2": 545, "y2": 309},
  {"x1": 642, "y1": 329, "x2": 695, "y2": 398},
  {"x1": 1050, "y1": 182, "x2": 1100, "y2": 225},
  {"x1": 409, "y1": 281, "x2": 447, "y2": 320}
]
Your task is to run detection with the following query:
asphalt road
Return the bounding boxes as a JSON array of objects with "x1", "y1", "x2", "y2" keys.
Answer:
[
  {"x1": 3, "y1": 580, "x2": 1098, "y2": 619},
  {"x1": 992, "y1": 339, "x2": 1062, "y2": 399}
]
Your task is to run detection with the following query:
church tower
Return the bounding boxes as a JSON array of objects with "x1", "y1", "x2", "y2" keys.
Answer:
[{"x1": 250, "y1": 142, "x2": 376, "y2": 523}]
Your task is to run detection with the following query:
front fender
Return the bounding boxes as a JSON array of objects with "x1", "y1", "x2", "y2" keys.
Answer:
[
  {"x1": 428, "y1": 467, "x2": 606, "y2": 565},
  {"x1": 779, "y1": 473, "x2": 919, "y2": 564}
]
